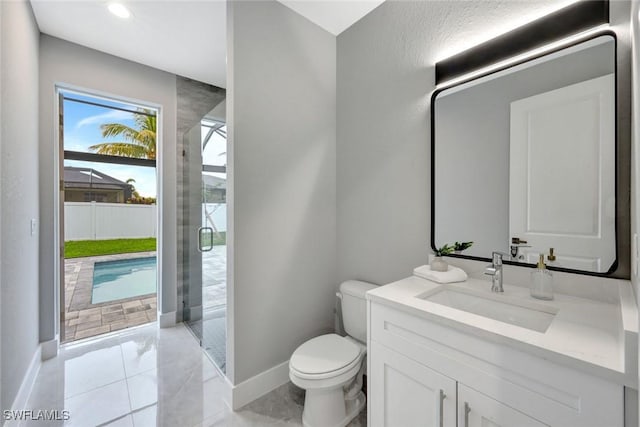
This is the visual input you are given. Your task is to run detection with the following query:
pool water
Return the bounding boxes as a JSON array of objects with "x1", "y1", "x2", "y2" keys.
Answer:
[{"x1": 92, "y1": 257, "x2": 157, "y2": 304}]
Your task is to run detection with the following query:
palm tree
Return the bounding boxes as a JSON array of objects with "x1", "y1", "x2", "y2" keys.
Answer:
[
  {"x1": 126, "y1": 178, "x2": 140, "y2": 198},
  {"x1": 89, "y1": 109, "x2": 156, "y2": 160}
]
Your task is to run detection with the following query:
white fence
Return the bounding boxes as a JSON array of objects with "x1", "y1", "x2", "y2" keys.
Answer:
[
  {"x1": 65, "y1": 202, "x2": 157, "y2": 241},
  {"x1": 202, "y1": 203, "x2": 227, "y2": 234},
  {"x1": 65, "y1": 202, "x2": 227, "y2": 241}
]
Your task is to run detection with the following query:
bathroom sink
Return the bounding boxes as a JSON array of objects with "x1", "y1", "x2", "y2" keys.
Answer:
[{"x1": 420, "y1": 288, "x2": 557, "y2": 333}]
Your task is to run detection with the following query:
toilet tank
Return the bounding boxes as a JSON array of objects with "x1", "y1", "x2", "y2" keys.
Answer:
[{"x1": 339, "y1": 280, "x2": 378, "y2": 343}]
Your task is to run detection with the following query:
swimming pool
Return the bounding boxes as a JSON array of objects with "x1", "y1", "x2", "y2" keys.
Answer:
[{"x1": 92, "y1": 257, "x2": 157, "y2": 304}]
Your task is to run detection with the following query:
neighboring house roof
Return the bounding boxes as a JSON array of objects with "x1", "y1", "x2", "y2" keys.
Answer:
[
  {"x1": 64, "y1": 166, "x2": 131, "y2": 191},
  {"x1": 203, "y1": 174, "x2": 226, "y2": 190}
]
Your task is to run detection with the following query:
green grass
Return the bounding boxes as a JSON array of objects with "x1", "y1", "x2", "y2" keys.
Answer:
[
  {"x1": 65, "y1": 238, "x2": 157, "y2": 259},
  {"x1": 64, "y1": 233, "x2": 226, "y2": 259}
]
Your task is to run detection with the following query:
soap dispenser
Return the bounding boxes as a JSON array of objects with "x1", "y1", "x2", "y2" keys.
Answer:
[{"x1": 530, "y1": 254, "x2": 553, "y2": 300}]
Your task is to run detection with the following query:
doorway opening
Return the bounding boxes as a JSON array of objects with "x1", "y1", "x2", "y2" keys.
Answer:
[{"x1": 59, "y1": 89, "x2": 159, "y2": 343}]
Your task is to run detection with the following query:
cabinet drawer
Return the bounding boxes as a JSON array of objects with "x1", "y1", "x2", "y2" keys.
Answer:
[{"x1": 369, "y1": 302, "x2": 623, "y2": 427}]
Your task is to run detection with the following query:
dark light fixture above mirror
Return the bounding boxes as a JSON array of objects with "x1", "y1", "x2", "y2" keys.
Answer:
[{"x1": 435, "y1": 0, "x2": 610, "y2": 85}]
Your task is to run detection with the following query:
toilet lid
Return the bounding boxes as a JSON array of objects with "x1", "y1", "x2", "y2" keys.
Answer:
[{"x1": 290, "y1": 334, "x2": 360, "y2": 375}]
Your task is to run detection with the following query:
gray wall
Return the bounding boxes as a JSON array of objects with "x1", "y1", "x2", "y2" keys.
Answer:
[
  {"x1": 337, "y1": 0, "x2": 632, "y2": 284},
  {"x1": 228, "y1": 0, "x2": 336, "y2": 384},
  {"x1": 39, "y1": 36, "x2": 178, "y2": 343},
  {"x1": 0, "y1": 0, "x2": 40, "y2": 412}
]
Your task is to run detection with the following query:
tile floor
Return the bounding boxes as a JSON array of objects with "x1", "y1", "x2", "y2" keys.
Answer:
[
  {"x1": 24, "y1": 323, "x2": 366, "y2": 427},
  {"x1": 25, "y1": 323, "x2": 225, "y2": 427}
]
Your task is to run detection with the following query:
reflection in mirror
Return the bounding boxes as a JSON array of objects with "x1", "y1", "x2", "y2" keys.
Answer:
[{"x1": 433, "y1": 34, "x2": 616, "y2": 274}]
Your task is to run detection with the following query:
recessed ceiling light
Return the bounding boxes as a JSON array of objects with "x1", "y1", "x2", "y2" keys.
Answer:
[{"x1": 108, "y1": 3, "x2": 131, "y2": 19}]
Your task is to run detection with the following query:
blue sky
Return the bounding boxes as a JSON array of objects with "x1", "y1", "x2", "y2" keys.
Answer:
[{"x1": 62, "y1": 92, "x2": 157, "y2": 197}]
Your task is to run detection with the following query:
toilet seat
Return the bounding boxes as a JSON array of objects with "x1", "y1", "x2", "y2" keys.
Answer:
[
  {"x1": 289, "y1": 281, "x2": 375, "y2": 427},
  {"x1": 289, "y1": 333, "x2": 367, "y2": 427},
  {"x1": 290, "y1": 334, "x2": 362, "y2": 380}
]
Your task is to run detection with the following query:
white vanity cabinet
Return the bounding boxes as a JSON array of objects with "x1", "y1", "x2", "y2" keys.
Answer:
[
  {"x1": 370, "y1": 341, "x2": 457, "y2": 427},
  {"x1": 367, "y1": 300, "x2": 626, "y2": 427},
  {"x1": 458, "y1": 385, "x2": 547, "y2": 427}
]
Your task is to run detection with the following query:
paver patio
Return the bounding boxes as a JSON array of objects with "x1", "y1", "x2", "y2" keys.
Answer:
[
  {"x1": 63, "y1": 251, "x2": 157, "y2": 342},
  {"x1": 64, "y1": 247, "x2": 227, "y2": 343}
]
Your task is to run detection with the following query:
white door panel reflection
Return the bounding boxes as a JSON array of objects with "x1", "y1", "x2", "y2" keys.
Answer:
[{"x1": 509, "y1": 74, "x2": 615, "y2": 272}]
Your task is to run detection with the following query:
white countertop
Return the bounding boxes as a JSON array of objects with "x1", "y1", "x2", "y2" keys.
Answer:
[{"x1": 366, "y1": 274, "x2": 638, "y2": 387}]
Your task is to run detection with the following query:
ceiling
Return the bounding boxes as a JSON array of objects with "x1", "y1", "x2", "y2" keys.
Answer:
[
  {"x1": 29, "y1": 0, "x2": 386, "y2": 89},
  {"x1": 278, "y1": 0, "x2": 386, "y2": 35},
  {"x1": 30, "y1": 0, "x2": 227, "y2": 88}
]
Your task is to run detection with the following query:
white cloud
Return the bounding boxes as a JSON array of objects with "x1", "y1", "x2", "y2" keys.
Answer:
[
  {"x1": 75, "y1": 110, "x2": 132, "y2": 129},
  {"x1": 63, "y1": 136, "x2": 88, "y2": 152}
]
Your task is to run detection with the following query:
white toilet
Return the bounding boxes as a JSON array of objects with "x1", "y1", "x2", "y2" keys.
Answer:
[{"x1": 289, "y1": 280, "x2": 377, "y2": 427}]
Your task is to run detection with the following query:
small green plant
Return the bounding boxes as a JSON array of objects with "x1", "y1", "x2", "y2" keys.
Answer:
[
  {"x1": 434, "y1": 244, "x2": 454, "y2": 257},
  {"x1": 453, "y1": 241, "x2": 473, "y2": 252}
]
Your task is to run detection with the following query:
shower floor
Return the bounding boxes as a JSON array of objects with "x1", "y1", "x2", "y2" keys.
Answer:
[{"x1": 188, "y1": 307, "x2": 226, "y2": 371}]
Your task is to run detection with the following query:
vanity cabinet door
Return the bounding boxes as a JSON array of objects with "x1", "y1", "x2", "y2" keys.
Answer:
[
  {"x1": 458, "y1": 384, "x2": 548, "y2": 427},
  {"x1": 370, "y1": 341, "x2": 456, "y2": 427}
]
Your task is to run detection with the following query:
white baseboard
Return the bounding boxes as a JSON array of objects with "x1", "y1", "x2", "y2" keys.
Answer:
[
  {"x1": 231, "y1": 360, "x2": 290, "y2": 410},
  {"x1": 221, "y1": 374, "x2": 234, "y2": 411},
  {"x1": 158, "y1": 311, "x2": 176, "y2": 328},
  {"x1": 40, "y1": 337, "x2": 58, "y2": 360},
  {"x1": 5, "y1": 345, "x2": 42, "y2": 426}
]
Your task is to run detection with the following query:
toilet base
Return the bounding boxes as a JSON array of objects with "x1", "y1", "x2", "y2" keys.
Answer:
[{"x1": 301, "y1": 390, "x2": 365, "y2": 427}]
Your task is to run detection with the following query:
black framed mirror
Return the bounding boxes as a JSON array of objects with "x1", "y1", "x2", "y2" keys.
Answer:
[{"x1": 431, "y1": 24, "x2": 629, "y2": 278}]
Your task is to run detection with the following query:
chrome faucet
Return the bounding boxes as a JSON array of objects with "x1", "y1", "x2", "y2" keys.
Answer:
[{"x1": 485, "y1": 252, "x2": 505, "y2": 292}]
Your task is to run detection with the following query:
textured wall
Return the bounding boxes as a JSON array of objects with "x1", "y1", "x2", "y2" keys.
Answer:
[
  {"x1": 0, "y1": 0, "x2": 40, "y2": 411},
  {"x1": 228, "y1": 0, "x2": 336, "y2": 384},
  {"x1": 337, "y1": 0, "x2": 632, "y2": 285}
]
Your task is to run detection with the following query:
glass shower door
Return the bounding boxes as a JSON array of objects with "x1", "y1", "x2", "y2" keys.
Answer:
[{"x1": 183, "y1": 113, "x2": 227, "y2": 372}]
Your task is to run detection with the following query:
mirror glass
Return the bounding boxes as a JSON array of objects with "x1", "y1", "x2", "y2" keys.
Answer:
[{"x1": 433, "y1": 35, "x2": 616, "y2": 274}]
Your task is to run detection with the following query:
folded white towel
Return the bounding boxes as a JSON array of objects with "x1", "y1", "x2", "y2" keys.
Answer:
[{"x1": 413, "y1": 264, "x2": 468, "y2": 284}]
